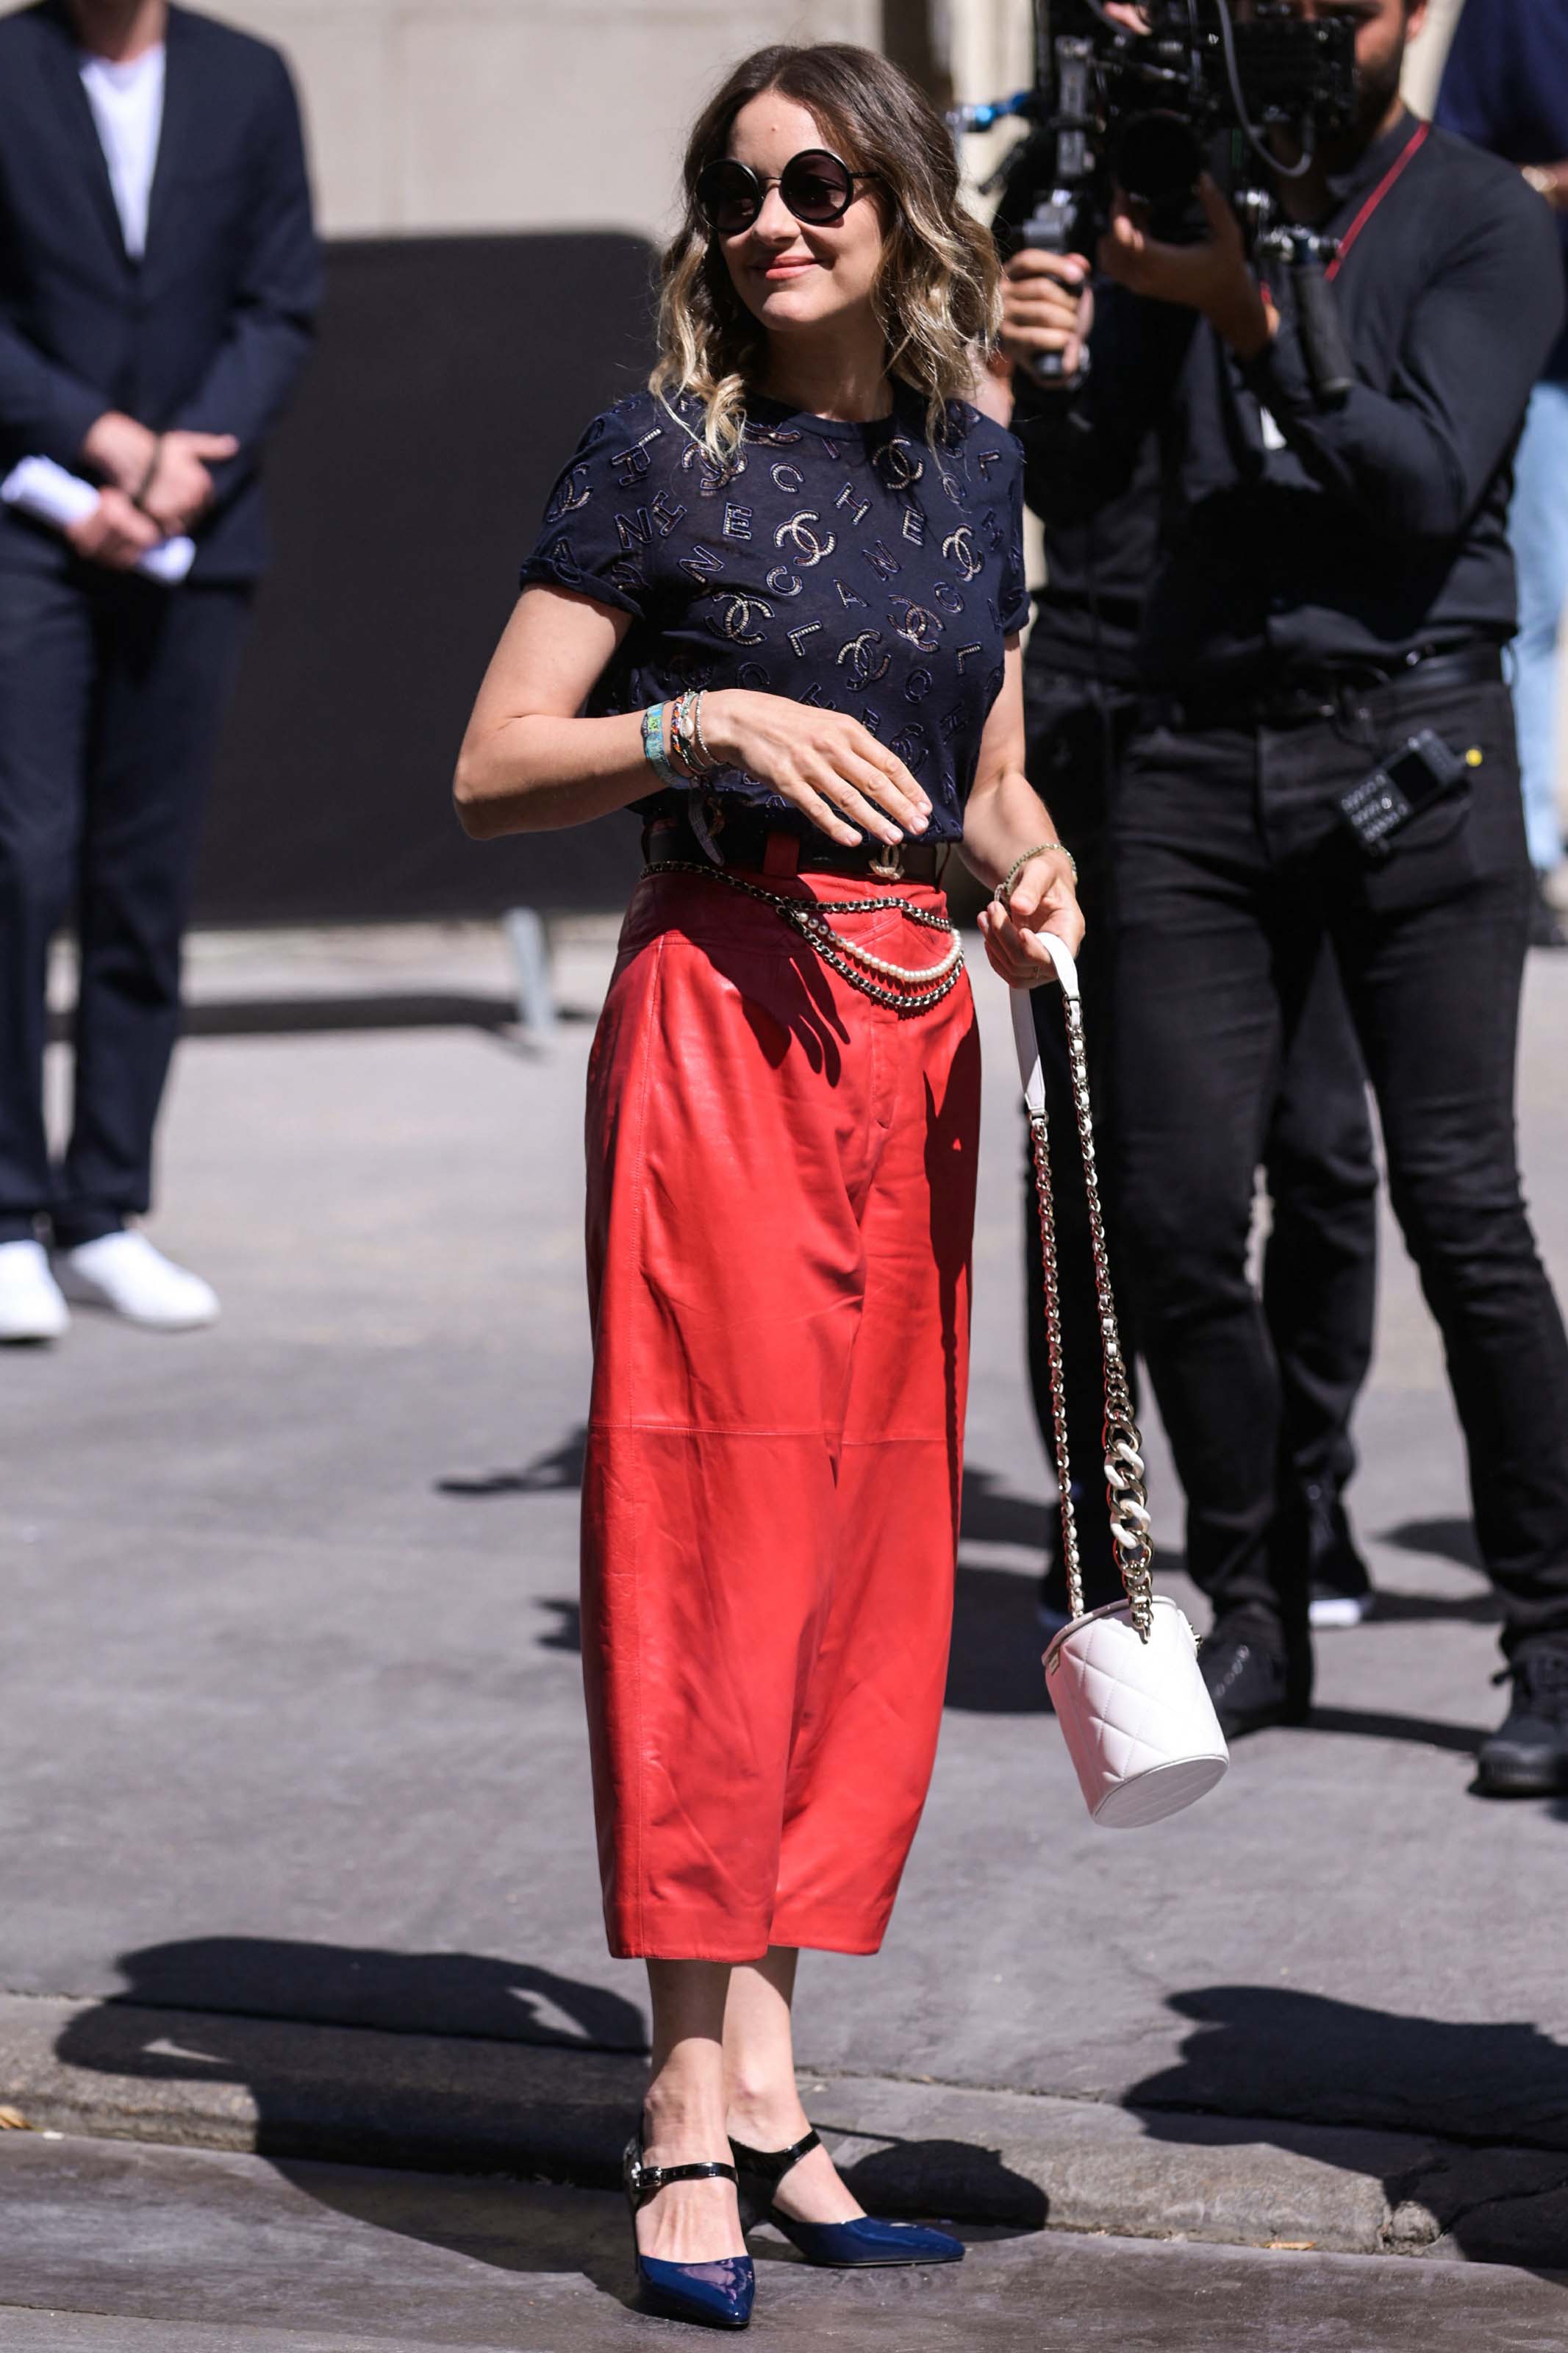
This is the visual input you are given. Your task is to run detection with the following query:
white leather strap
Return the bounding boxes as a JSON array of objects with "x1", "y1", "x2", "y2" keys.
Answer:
[{"x1": 1009, "y1": 932, "x2": 1080, "y2": 1117}]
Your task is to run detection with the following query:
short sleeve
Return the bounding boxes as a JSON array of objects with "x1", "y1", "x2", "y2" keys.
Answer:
[
  {"x1": 518, "y1": 403, "x2": 657, "y2": 621},
  {"x1": 996, "y1": 439, "x2": 1032, "y2": 637}
]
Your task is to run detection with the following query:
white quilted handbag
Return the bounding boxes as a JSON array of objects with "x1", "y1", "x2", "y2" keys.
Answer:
[{"x1": 1014, "y1": 939, "x2": 1229, "y2": 1829}]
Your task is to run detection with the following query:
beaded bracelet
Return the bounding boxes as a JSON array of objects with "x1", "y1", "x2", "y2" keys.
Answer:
[
  {"x1": 995, "y1": 840, "x2": 1077, "y2": 903},
  {"x1": 641, "y1": 703, "x2": 687, "y2": 791}
]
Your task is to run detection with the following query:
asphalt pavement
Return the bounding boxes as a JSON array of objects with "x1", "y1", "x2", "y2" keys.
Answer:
[
  {"x1": 3, "y1": 917, "x2": 1568, "y2": 2285},
  {"x1": 1, "y1": 2131, "x2": 1564, "y2": 2352}
]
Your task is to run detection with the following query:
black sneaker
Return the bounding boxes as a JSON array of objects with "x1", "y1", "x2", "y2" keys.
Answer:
[
  {"x1": 1303, "y1": 1485, "x2": 1376, "y2": 1630},
  {"x1": 1201, "y1": 1619, "x2": 1311, "y2": 1740},
  {"x1": 1475, "y1": 1640, "x2": 1568, "y2": 1797}
]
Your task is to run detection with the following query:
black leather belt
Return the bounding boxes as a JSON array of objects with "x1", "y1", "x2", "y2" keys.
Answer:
[
  {"x1": 1142, "y1": 643, "x2": 1506, "y2": 735},
  {"x1": 642, "y1": 803, "x2": 948, "y2": 885}
]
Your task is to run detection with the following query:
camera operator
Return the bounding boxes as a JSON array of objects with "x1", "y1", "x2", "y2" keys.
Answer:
[
  {"x1": 1004, "y1": 0, "x2": 1568, "y2": 1794},
  {"x1": 990, "y1": 126, "x2": 1379, "y2": 1638}
]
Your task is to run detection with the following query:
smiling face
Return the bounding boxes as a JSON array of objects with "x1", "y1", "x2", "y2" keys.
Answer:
[{"x1": 713, "y1": 92, "x2": 888, "y2": 346}]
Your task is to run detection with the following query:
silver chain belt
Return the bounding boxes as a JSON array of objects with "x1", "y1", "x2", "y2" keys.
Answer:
[
  {"x1": 643, "y1": 857, "x2": 966, "y2": 1016},
  {"x1": 1026, "y1": 988, "x2": 1156, "y2": 1638}
]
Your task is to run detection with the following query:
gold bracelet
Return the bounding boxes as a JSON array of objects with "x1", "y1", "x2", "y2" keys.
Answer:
[{"x1": 995, "y1": 840, "x2": 1076, "y2": 903}]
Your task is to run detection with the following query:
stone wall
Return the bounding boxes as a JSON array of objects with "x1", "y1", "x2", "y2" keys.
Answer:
[{"x1": 207, "y1": 0, "x2": 880, "y2": 240}]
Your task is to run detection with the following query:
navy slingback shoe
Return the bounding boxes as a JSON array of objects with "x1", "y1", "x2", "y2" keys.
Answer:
[
  {"x1": 623, "y1": 2138, "x2": 755, "y2": 2329},
  {"x1": 729, "y1": 2129, "x2": 964, "y2": 2268}
]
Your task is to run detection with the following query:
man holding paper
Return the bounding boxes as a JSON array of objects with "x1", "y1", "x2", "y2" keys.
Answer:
[{"x1": 0, "y1": 0, "x2": 318, "y2": 1338}]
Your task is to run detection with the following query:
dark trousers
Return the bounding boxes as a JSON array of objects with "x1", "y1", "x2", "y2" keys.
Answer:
[
  {"x1": 1022, "y1": 665, "x2": 1378, "y2": 1604},
  {"x1": 0, "y1": 530, "x2": 250, "y2": 1245},
  {"x1": 1113, "y1": 668, "x2": 1568, "y2": 1650}
]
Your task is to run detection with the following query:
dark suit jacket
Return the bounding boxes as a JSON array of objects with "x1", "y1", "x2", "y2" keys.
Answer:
[{"x1": 0, "y1": 0, "x2": 321, "y2": 578}]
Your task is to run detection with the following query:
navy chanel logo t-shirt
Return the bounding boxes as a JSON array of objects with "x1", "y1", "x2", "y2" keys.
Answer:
[{"x1": 518, "y1": 384, "x2": 1031, "y2": 845}]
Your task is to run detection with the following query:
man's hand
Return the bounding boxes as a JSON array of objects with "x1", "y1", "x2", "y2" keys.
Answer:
[
  {"x1": 81, "y1": 410, "x2": 160, "y2": 496},
  {"x1": 65, "y1": 489, "x2": 162, "y2": 571},
  {"x1": 137, "y1": 429, "x2": 239, "y2": 535},
  {"x1": 1000, "y1": 248, "x2": 1094, "y2": 379},
  {"x1": 1100, "y1": 174, "x2": 1275, "y2": 359}
]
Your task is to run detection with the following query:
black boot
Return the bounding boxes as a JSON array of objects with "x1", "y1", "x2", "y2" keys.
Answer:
[
  {"x1": 1303, "y1": 1482, "x2": 1375, "y2": 1629},
  {"x1": 1201, "y1": 1613, "x2": 1312, "y2": 1740},
  {"x1": 1475, "y1": 1639, "x2": 1568, "y2": 1797}
]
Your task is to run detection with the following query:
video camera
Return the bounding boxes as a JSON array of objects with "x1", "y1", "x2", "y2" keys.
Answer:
[{"x1": 958, "y1": 0, "x2": 1359, "y2": 400}]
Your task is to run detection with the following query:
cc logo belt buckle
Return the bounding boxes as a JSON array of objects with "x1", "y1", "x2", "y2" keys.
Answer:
[{"x1": 868, "y1": 842, "x2": 904, "y2": 880}]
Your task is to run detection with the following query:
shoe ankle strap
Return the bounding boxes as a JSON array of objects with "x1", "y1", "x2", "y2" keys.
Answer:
[
  {"x1": 625, "y1": 2145, "x2": 738, "y2": 2206},
  {"x1": 728, "y1": 2128, "x2": 821, "y2": 2183}
]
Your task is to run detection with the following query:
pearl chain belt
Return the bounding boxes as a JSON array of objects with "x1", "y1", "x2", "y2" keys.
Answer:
[{"x1": 643, "y1": 859, "x2": 966, "y2": 1016}]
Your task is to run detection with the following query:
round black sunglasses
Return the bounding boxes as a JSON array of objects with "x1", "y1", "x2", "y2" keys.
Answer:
[{"x1": 695, "y1": 148, "x2": 878, "y2": 236}]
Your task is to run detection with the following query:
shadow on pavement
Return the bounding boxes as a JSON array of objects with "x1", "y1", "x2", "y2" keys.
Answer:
[
  {"x1": 945, "y1": 1560, "x2": 1048, "y2": 1714},
  {"x1": 1131, "y1": 1985, "x2": 1568, "y2": 2270},
  {"x1": 54, "y1": 1936, "x2": 648, "y2": 2052},
  {"x1": 1303, "y1": 1705, "x2": 1486, "y2": 1756},
  {"x1": 1354, "y1": 1589, "x2": 1504, "y2": 1626},
  {"x1": 957, "y1": 1463, "x2": 1050, "y2": 1552},
  {"x1": 276, "y1": 2165, "x2": 645, "y2": 2308},
  {"x1": 1380, "y1": 1515, "x2": 1482, "y2": 1569},
  {"x1": 436, "y1": 1425, "x2": 587, "y2": 1497}
]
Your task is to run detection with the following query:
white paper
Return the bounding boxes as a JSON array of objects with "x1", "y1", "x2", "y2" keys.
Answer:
[{"x1": 0, "y1": 455, "x2": 195, "y2": 582}]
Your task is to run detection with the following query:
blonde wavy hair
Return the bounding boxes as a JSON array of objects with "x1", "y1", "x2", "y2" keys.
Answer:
[{"x1": 652, "y1": 43, "x2": 1001, "y2": 468}]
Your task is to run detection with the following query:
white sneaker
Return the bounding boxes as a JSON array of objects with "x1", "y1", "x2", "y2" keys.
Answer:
[
  {"x1": 54, "y1": 1232, "x2": 220, "y2": 1331},
  {"x1": 0, "y1": 1239, "x2": 69, "y2": 1342}
]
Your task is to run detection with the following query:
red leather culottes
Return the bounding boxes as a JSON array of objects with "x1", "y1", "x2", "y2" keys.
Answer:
[{"x1": 581, "y1": 865, "x2": 982, "y2": 1962}]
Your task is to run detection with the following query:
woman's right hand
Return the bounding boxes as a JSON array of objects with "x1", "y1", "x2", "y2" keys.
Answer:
[{"x1": 700, "y1": 688, "x2": 931, "y2": 849}]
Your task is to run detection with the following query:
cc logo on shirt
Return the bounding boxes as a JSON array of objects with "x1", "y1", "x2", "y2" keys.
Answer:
[
  {"x1": 889, "y1": 599, "x2": 942, "y2": 652},
  {"x1": 873, "y1": 437, "x2": 924, "y2": 489},
  {"x1": 942, "y1": 526, "x2": 982, "y2": 582},
  {"x1": 545, "y1": 465, "x2": 592, "y2": 520},
  {"x1": 774, "y1": 510, "x2": 837, "y2": 568},
  {"x1": 717, "y1": 593, "x2": 774, "y2": 646},
  {"x1": 837, "y1": 630, "x2": 892, "y2": 689}
]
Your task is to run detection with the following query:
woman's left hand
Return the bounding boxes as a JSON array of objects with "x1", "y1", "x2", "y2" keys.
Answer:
[{"x1": 977, "y1": 850, "x2": 1085, "y2": 988}]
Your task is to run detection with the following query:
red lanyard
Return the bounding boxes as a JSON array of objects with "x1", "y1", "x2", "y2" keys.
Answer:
[{"x1": 1326, "y1": 121, "x2": 1430, "y2": 281}]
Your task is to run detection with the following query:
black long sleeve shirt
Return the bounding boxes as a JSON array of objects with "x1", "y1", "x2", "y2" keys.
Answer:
[
  {"x1": 1017, "y1": 111, "x2": 1565, "y2": 693},
  {"x1": 993, "y1": 128, "x2": 1156, "y2": 685}
]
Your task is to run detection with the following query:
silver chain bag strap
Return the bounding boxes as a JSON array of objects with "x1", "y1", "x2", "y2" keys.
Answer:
[{"x1": 1014, "y1": 936, "x2": 1229, "y2": 1828}]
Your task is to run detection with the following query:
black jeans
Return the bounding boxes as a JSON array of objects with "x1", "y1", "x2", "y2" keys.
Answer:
[
  {"x1": 0, "y1": 529, "x2": 251, "y2": 1245},
  {"x1": 1022, "y1": 664, "x2": 1378, "y2": 1604},
  {"x1": 1114, "y1": 669, "x2": 1568, "y2": 1651}
]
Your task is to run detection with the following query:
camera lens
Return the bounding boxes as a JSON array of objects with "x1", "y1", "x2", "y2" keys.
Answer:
[{"x1": 1112, "y1": 111, "x2": 1204, "y2": 213}]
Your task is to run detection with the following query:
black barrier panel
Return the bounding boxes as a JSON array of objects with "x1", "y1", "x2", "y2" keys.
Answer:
[{"x1": 195, "y1": 232, "x2": 657, "y2": 925}]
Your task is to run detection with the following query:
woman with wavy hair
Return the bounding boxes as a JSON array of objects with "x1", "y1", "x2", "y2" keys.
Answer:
[{"x1": 456, "y1": 41, "x2": 1081, "y2": 2331}]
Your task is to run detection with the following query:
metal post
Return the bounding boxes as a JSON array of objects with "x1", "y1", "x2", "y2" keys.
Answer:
[{"x1": 503, "y1": 906, "x2": 556, "y2": 1041}]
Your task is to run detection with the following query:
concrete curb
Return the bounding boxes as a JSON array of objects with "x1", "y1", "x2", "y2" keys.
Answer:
[{"x1": 3, "y1": 1995, "x2": 1566, "y2": 2268}]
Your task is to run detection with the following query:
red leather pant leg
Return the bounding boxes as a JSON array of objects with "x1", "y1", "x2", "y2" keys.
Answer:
[
  {"x1": 580, "y1": 870, "x2": 980, "y2": 1962},
  {"x1": 771, "y1": 987, "x2": 981, "y2": 1952}
]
